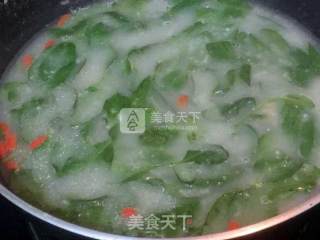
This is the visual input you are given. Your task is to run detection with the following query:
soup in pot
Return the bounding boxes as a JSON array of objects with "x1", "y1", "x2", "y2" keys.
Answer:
[{"x1": 0, "y1": 0, "x2": 320, "y2": 237}]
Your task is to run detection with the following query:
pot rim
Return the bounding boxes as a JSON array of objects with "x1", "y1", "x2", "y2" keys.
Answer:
[{"x1": 0, "y1": 183, "x2": 319, "y2": 240}]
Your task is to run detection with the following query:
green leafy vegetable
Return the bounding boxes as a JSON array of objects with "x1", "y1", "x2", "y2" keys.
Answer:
[
  {"x1": 254, "y1": 132, "x2": 303, "y2": 182},
  {"x1": 104, "y1": 11, "x2": 130, "y2": 24},
  {"x1": 55, "y1": 158, "x2": 88, "y2": 177},
  {"x1": 3, "y1": 0, "x2": 320, "y2": 237},
  {"x1": 268, "y1": 164, "x2": 320, "y2": 199},
  {"x1": 102, "y1": 77, "x2": 152, "y2": 119},
  {"x1": 182, "y1": 145, "x2": 229, "y2": 164},
  {"x1": 29, "y1": 42, "x2": 77, "y2": 88},
  {"x1": 169, "y1": 0, "x2": 202, "y2": 15},
  {"x1": 139, "y1": 128, "x2": 178, "y2": 146},
  {"x1": 119, "y1": 149, "x2": 174, "y2": 182},
  {"x1": 11, "y1": 99, "x2": 45, "y2": 122},
  {"x1": 174, "y1": 161, "x2": 241, "y2": 186},
  {"x1": 162, "y1": 70, "x2": 188, "y2": 90},
  {"x1": 0, "y1": 82, "x2": 21, "y2": 102},
  {"x1": 239, "y1": 63, "x2": 251, "y2": 85},
  {"x1": 206, "y1": 41, "x2": 235, "y2": 60},
  {"x1": 218, "y1": 0, "x2": 251, "y2": 17},
  {"x1": 66, "y1": 199, "x2": 105, "y2": 228},
  {"x1": 260, "y1": 28, "x2": 290, "y2": 51},
  {"x1": 103, "y1": 94, "x2": 131, "y2": 119},
  {"x1": 94, "y1": 141, "x2": 114, "y2": 163},
  {"x1": 112, "y1": 0, "x2": 150, "y2": 21},
  {"x1": 86, "y1": 86, "x2": 98, "y2": 92},
  {"x1": 281, "y1": 95, "x2": 315, "y2": 157},
  {"x1": 214, "y1": 64, "x2": 251, "y2": 94},
  {"x1": 214, "y1": 69, "x2": 237, "y2": 94},
  {"x1": 281, "y1": 94, "x2": 315, "y2": 108},
  {"x1": 204, "y1": 188, "x2": 276, "y2": 233},
  {"x1": 288, "y1": 44, "x2": 320, "y2": 86},
  {"x1": 130, "y1": 77, "x2": 153, "y2": 108},
  {"x1": 232, "y1": 30, "x2": 268, "y2": 55},
  {"x1": 86, "y1": 22, "x2": 112, "y2": 45},
  {"x1": 221, "y1": 97, "x2": 256, "y2": 118}
]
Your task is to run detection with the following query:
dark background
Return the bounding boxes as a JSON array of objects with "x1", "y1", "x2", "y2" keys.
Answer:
[{"x1": 1, "y1": 0, "x2": 320, "y2": 239}]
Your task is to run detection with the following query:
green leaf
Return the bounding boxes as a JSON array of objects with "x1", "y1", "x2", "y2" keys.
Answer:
[
  {"x1": 29, "y1": 42, "x2": 77, "y2": 88},
  {"x1": 308, "y1": 44, "x2": 320, "y2": 70},
  {"x1": 116, "y1": 149, "x2": 174, "y2": 184},
  {"x1": 0, "y1": 82, "x2": 29, "y2": 105},
  {"x1": 2, "y1": 82, "x2": 18, "y2": 102},
  {"x1": 214, "y1": 64, "x2": 251, "y2": 95},
  {"x1": 86, "y1": 22, "x2": 112, "y2": 46},
  {"x1": 162, "y1": 70, "x2": 188, "y2": 90},
  {"x1": 232, "y1": 31, "x2": 268, "y2": 52},
  {"x1": 182, "y1": 21, "x2": 206, "y2": 35},
  {"x1": 86, "y1": 86, "x2": 98, "y2": 92},
  {"x1": 239, "y1": 63, "x2": 251, "y2": 85},
  {"x1": 124, "y1": 58, "x2": 133, "y2": 74},
  {"x1": 206, "y1": 41, "x2": 235, "y2": 60},
  {"x1": 56, "y1": 158, "x2": 89, "y2": 177},
  {"x1": 80, "y1": 122, "x2": 92, "y2": 138},
  {"x1": 169, "y1": 0, "x2": 202, "y2": 15},
  {"x1": 204, "y1": 188, "x2": 276, "y2": 233},
  {"x1": 214, "y1": 69, "x2": 236, "y2": 94},
  {"x1": 288, "y1": 44, "x2": 320, "y2": 86},
  {"x1": 94, "y1": 141, "x2": 114, "y2": 163},
  {"x1": 205, "y1": 190, "x2": 243, "y2": 232},
  {"x1": 268, "y1": 164, "x2": 320, "y2": 199},
  {"x1": 183, "y1": 145, "x2": 229, "y2": 164},
  {"x1": 260, "y1": 28, "x2": 290, "y2": 51},
  {"x1": 206, "y1": 190, "x2": 239, "y2": 224},
  {"x1": 103, "y1": 78, "x2": 152, "y2": 119},
  {"x1": 281, "y1": 95, "x2": 315, "y2": 108},
  {"x1": 66, "y1": 199, "x2": 105, "y2": 227},
  {"x1": 281, "y1": 95, "x2": 315, "y2": 157},
  {"x1": 299, "y1": 117, "x2": 315, "y2": 157},
  {"x1": 103, "y1": 94, "x2": 131, "y2": 119},
  {"x1": 8, "y1": 170, "x2": 43, "y2": 206},
  {"x1": 218, "y1": 0, "x2": 251, "y2": 17},
  {"x1": 130, "y1": 77, "x2": 153, "y2": 108},
  {"x1": 53, "y1": 141, "x2": 112, "y2": 177},
  {"x1": 174, "y1": 161, "x2": 241, "y2": 186},
  {"x1": 109, "y1": 124, "x2": 120, "y2": 141},
  {"x1": 139, "y1": 128, "x2": 178, "y2": 146},
  {"x1": 113, "y1": 0, "x2": 149, "y2": 21},
  {"x1": 113, "y1": 0, "x2": 147, "y2": 11},
  {"x1": 11, "y1": 99, "x2": 45, "y2": 119},
  {"x1": 221, "y1": 97, "x2": 256, "y2": 119},
  {"x1": 104, "y1": 11, "x2": 130, "y2": 24},
  {"x1": 254, "y1": 133, "x2": 303, "y2": 182}
]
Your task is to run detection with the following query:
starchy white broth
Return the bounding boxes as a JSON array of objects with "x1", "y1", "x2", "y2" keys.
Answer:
[{"x1": 0, "y1": 0, "x2": 320, "y2": 237}]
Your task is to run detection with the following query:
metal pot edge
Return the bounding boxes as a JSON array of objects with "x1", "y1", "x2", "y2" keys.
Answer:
[{"x1": 1, "y1": 183, "x2": 320, "y2": 240}]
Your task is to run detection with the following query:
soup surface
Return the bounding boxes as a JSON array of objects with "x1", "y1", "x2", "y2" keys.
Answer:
[{"x1": 1, "y1": 0, "x2": 320, "y2": 237}]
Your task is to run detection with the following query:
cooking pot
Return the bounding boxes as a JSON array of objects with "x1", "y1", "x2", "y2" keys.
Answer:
[{"x1": 0, "y1": 0, "x2": 320, "y2": 239}]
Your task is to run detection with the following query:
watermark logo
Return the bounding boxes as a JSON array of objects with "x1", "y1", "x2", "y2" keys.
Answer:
[
  {"x1": 120, "y1": 108, "x2": 146, "y2": 134},
  {"x1": 121, "y1": 208, "x2": 192, "y2": 233},
  {"x1": 150, "y1": 111, "x2": 201, "y2": 131},
  {"x1": 150, "y1": 111, "x2": 200, "y2": 125},
  {"x1": 119, "y1": 108, "x2": 201, "y2": 134}
]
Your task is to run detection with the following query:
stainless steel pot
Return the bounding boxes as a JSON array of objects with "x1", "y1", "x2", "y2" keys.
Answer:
[
  {"x1": 1, "y1": 183, "x2": 320, "y2": 240},
  {"x1": 1, "y1": 0, "x2": 320, "y2": 239}
]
